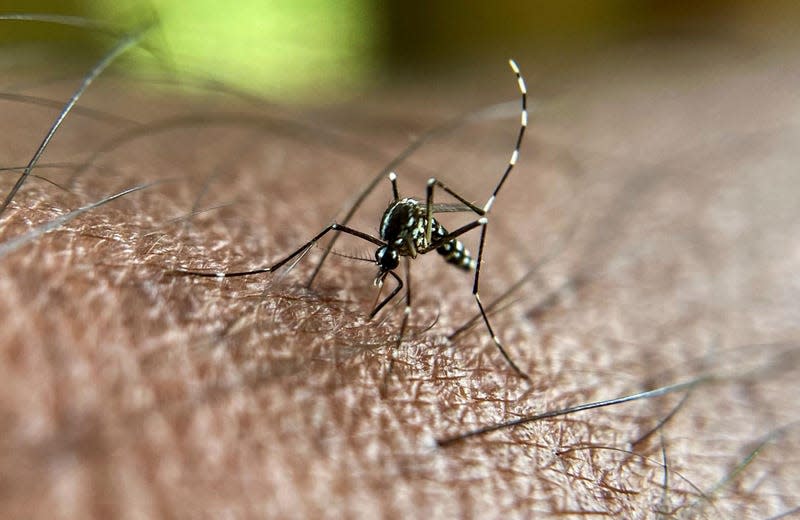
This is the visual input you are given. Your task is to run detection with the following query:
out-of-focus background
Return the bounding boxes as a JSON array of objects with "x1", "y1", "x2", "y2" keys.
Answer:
[
  {"x1": 2, "y1": 0, "x2": 799, "y2": 101},
  {"x1": 1, "y1": 2, "x2": 799, "y2": 518}
]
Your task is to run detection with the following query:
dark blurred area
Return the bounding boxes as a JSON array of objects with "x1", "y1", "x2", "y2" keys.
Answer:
[
  {"x1": 1, "y1": 1, "x2": 798, "y2": 101},
  {"x1": 383, "y1": 1, "x2": 756, "y2": 64}
]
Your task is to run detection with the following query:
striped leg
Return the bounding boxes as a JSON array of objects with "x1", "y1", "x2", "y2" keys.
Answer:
[
  {"x1": 472, "y1": 220, "x2": 530, "y2": 379},
  {"x1": 424, "y1": 59, "x2": 530, "y2": 378},
  {"x1": 422, "y1": 215, "x2": 531, "y2": 378},
  {"x1": 171, "y1": 223, "x2": 385, "y2": 278}
]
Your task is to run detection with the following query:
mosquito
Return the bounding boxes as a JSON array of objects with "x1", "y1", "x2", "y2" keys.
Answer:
[{"x1": 175, "y1": 59, "x2": 530, "y2": 379}]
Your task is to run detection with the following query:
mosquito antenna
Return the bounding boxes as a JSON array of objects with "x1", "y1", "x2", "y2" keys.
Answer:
[{"x1": 327, "y1": 249, "x2": 376, "y2": 263}]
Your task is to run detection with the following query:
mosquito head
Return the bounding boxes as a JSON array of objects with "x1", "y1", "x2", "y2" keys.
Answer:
[{"x1": 374, "y1": 245, "x2": 399, "y2": 286}]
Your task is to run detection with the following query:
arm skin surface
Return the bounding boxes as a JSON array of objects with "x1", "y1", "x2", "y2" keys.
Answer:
[{"x1": 0, "y1": 38, "x2": 799, "y2": 519}]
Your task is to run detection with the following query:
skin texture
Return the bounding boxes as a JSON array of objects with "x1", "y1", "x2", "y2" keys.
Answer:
[{"x1": 1, "y1": 35, "x2": 799, "y2": 518}]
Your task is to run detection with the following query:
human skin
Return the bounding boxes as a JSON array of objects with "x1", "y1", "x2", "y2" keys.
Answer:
[{"x1": 0, "y1": 39, "x2": 799, "y2": 518}]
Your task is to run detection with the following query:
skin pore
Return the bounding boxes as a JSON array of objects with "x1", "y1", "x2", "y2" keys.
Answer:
[{"x1": 1, "y1": 29, "x2": 799, "y2": 519}]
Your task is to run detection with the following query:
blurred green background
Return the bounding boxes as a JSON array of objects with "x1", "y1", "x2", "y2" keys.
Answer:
[{"x1": 0, "y1": 1, "x2": 797, "y2": 102}]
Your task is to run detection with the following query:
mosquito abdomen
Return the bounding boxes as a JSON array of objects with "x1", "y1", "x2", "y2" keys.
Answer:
[{"x1": 437, "y1": 238, "x2": 476, "y2": 270}]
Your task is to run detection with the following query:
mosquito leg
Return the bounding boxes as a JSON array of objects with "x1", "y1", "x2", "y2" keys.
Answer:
[
  {"x1": 388, "y1": 172, "x2": 400, "y2": 200},
  {"x1": 418, "y1": 214, "x2": 531, "y2": 377},
  {"x1": 383, "y1": 257, "x2": 412, "y2": 394},
  {"x1": 424, "y1": 59, "x2": 527, "y2": 243},
  {"x1": 397, "y1": 257, "x2": 412, "y2": 347},
  {"x1": 422, "y1": 217, "x2": 486, "y2": 254},
  {"x1": 369, "y1": 269, "x2": 403, "y2": 318},
  {"x1": 172, "y1": 223, "x2": 385, "y2": 278},
  {"x1": 482, "y1": 59, "x2": 527, "y2": 214},
  {"x1": 471, "y1": 220, "x2": 530, "y2": 380}
]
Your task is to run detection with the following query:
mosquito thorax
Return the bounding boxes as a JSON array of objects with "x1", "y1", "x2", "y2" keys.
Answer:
[{"x1": 379, "y1": 198, "x2": 423, "y2": 242}]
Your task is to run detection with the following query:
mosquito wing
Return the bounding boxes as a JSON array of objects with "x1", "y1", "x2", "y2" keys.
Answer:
[{"x1": 431, "y1": 202, "x2": 475, "y2": 214}]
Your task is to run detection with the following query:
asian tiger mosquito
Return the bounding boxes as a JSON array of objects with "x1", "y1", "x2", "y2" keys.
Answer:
[{"x1": 175, "y1": 59, "x2": 530, "y2": 379}]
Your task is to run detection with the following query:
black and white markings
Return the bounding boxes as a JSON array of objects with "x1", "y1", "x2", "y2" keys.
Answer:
[{"x1": 176, "y1": 59, "x2": 530, "y2": 379}]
